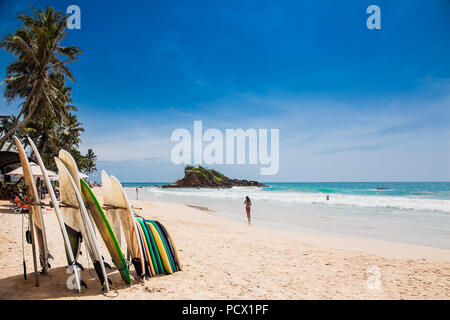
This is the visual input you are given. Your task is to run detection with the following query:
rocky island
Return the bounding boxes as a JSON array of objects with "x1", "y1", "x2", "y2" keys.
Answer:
[{"x1": 162, "y1": 166, "x2": 267, "y2": 188}]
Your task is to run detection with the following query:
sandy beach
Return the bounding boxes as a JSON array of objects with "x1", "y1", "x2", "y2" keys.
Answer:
[
  {"x1": 1, "y1": 0, "x2": 449, "y2": 307},
  {"x1": 0, "y1": 187, "x2": 449, "y2": 300}
]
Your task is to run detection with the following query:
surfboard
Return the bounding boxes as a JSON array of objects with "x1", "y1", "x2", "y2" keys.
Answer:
[
  {"x1": 109, "y1": 175, "x2": 145, "y2": 278},
  {"x1": 148, "y1": 220, "x2": 175, "y2": 272},
  {"x1": 146, "y1": 221, "x2": 173, "y2": 274},
  {"x1": 136, "y1": 218, "x2": 160, "y2": 275},
  {"x1": 154, "y1": 221, "x2": 181, "y2": 271},
  {"x1": 145, "y1": 220, "x2": 164, "y2": 274},
  {"x1": 164, "y1": 225, "x2": 182, "y2": 271},
  {"x1": 158, "y1": 222, "x2": 181, "y2": 271},
  {"x1": 151, "y1": 221, "x2": 176, "y2": 272},
  {"x1": 101, "y1": 171, "x2": 122, "y2": 248},
  {"x1": 28, "y1": 138, "x2": 83, "y2": 292},
  {"x1": 133, "y1": 219, "x2": 147, "y2": 277},
  {"x1": 13, "y1": 137, "x2": 50, "y2": 277},
  {"x1": 133, "y1": 222, "x2": 147, "y2": 275},
  {"x1": 58, "y1": 150, "x2": 82, "y2": 189},
  {"x1": 135, "y1": 220, "x2": 155, "y2": 276},
  {"x1": 55, "y1": 156, "x2": 110, "y2": 291},
  {"x1": 137, "y1": 217, "x2": 163, "y2": 275},
  {"x1": 80, "y1": 179, "x2": 131, "y2": 284},
  {"x1": 57, "y1": 150, "x2": 82, "y2": 260}
]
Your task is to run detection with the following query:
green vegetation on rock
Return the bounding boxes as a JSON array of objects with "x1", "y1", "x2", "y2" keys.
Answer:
[
  {"x1": 185, "y1": 165, "x2": 224, "y2": 181},
  {"x1": 163, "y1": 165, "x2": 267, "y2": 188}
]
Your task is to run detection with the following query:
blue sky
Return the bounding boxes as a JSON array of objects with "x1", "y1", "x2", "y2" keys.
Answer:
[{"x1": 0, "y1": 0, "x2": 449, "y2": 182}]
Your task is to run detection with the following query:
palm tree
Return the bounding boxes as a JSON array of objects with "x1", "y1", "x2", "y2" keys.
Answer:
[
  {"x1": 57, "y1": 112, "x2": 85, "y2": 150},
  {"x1": 0, "y1": 115, "x2": 17, "y2": 150},
  {"x1": 23, "y1": 72, "x2": 75, "y2": 149},
  {"x1": 0, "y1": 6, "x2": 82, "y2": 148},
  {"x1": 0, "y1": 115, "x2": 15, "y2": 136},
  {"x1": 83, "y1": 149, "x2": 97, "y2": 180}
]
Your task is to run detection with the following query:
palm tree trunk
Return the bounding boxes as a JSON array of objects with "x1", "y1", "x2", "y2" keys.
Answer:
[{"x1": 38, "y1": 136, "x2": 48, "y2": 157}]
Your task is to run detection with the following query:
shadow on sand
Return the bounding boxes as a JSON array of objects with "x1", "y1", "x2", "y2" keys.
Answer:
[
  {"x1": 0, "y1": 265, "x2": 132, "y2": 299},
  {"x1": 0, "y1": 203, "x2": 21, "y2": 215}
]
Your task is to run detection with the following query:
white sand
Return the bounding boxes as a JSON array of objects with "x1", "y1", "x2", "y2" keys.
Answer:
[{"x1": 0, "y1": 189, "x2": 449, "y2": 300}]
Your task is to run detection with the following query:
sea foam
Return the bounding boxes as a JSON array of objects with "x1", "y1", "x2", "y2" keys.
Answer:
[{"x1": 148, "y1": 187, "x2": 450, "y2": 214}]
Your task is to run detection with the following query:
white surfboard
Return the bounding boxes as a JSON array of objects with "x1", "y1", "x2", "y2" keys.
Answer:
[
  {"x1": 55, "y1": 156, "x2": 110, "y2": 292},
  {"x1": 13, "y1": 136, "x2": 50, "y2": 278},
  {"x1": 27, "y1": 138, "x2": 83, "y2": 292},
  {"x1": 101, "y1": 170, "x2": 122, "y2": 248},
  {"x1": 13, "y1": 136, "x2": 50, "y2": 287},
  {"x1": 56, "y1": 150, "x2": 82, "y2": 262},
  {"x1": 110, "y1": 175, "x2": 145, "y2": 278}
]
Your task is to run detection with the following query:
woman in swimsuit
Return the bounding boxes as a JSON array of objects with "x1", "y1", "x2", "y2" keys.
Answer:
[{"x1": 244, "y1": 196, "x2": 252, "y2": 225}]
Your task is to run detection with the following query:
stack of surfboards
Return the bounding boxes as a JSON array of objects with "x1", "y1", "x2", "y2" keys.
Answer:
[
  {"x1": 135, "y1": 217, "x2": 181, "y2": 277},
  {"x1": 14, "y1": 136, "x2": 181, "y2": 293},
  {"x1": 102, "y1": 171, "x2": 182, "y2": 278}
]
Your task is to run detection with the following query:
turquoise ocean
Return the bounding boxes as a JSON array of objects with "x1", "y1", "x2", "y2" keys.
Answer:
[{"x1": 123, "y1": 182, "x2": 450, "y2": 249}]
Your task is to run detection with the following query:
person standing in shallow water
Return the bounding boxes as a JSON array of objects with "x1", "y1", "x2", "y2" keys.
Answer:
[{"x1": 244, "y1": 196, "x2": 252, "y2": 225}]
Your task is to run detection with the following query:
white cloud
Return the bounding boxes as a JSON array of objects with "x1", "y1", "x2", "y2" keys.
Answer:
[{"x1": 77, "y1": 80, "x2": 450, "y2": 181}]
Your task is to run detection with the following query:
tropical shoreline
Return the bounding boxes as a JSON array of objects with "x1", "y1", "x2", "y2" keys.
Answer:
[
  {"x1": 0, "y1": 2, "x2": 448, "y2": 304},
  {"x1": 124, "y1": 183, "x2": 450, "y2": 250},
  {"x1": 0, "y1": 188, "x2": 449, "y2": 299}
]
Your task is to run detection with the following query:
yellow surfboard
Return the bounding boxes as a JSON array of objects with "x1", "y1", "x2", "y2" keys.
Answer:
[
  {"x1": 147, "y1": 222, "x2": 173, "y2": 274},
  {"x1": 136, "y1": 222, "x2": 156, "y2": 276},
  {"x1": 163, "y1": 225, "x2": 182, "y2": 271}
]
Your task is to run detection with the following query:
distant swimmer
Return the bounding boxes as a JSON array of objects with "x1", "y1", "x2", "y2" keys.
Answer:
[
  {"x1": 244, "y1": 196, "x2": 252, "y2": 225},
  {"x1": 326, "y1": 195, "x2": 330, "y2": 200}
]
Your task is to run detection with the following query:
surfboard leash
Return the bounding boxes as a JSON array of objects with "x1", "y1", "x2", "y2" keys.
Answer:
[
  {"x1": 83, "y1": 241, "x2": 115, "y2": 295},
  {"x1": 102, "y1": 285, "x2": 119, "y2": 298},
  {"x1": 83, "y1": 241, "x2": 96, "y2": 279},
  {"x1": 21, "y1": 210, "x2": 26, "y2": 280}
]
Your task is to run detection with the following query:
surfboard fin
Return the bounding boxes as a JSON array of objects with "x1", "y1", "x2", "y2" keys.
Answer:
[
  {"x1": 23, "y1": 261, "x2": 27, "y2": 280},
  {"x1": 80, "y1": 280, "x2": 88, "y2": 289},
  {"x1": 131, "y1": 258, "x2": 144, "y2": 278},
  {"x1": 25, "y1": 230, "x2": 32, "y2": 244},
  {"x1": 104, "y1": 262, "x2": 112, "y2": 270},
  {"x1": 93, "y1": 260, "x2": 107, "y2": 286},
  {"x1": 75, "y1": 262, "x2": 84, "y2": 271}
]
